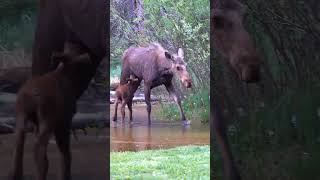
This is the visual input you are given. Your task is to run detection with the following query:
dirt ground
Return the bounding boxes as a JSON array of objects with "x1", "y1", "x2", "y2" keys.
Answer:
[{"x1": 0, "y1": 127, "x2": 109, "y2": 180}]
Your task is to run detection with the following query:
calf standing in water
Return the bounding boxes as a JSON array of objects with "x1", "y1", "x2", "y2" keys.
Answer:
[
  {"x1": 120, "y1": 43, "x2": 192, "y2": 125},
  {"x1": 8, "y1": 43, "x2": 91, "y2": 180},
  {"x1": 113, "y1": 75, "x2": 139, "y2": 123}
]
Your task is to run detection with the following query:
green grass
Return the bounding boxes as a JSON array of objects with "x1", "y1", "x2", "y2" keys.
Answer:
[
  {"x1": 155, "y1": 89, "x2": 209, "y2": 123},
  {"x1": 111, "y1": 145, "x2": 210, "y2": 180}
]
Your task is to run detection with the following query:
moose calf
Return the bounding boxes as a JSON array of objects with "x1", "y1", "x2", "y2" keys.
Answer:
[
  {"x1": 8, "y1": 45, "x2": 92, "y2": 180},
  {"x1": 113, "y1": 75, "x2": 139, "y2": 123}
]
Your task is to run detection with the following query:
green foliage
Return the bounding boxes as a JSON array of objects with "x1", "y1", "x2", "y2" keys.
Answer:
[
  {"x1": 155, "y1": 89, "x2": 209, "y2": 123},
  {"x1": 111, "y1": 0, "x2": 210, "y2": 89},
  {"x1": 0, "y1": 0, "x2": 36, "y2": 51},
  {"x1": 111, "y1": 145, "x2": 210, "y2": 179},
  {"x1": 110, "y1": 56, "x2": 122, "y2": 80}
]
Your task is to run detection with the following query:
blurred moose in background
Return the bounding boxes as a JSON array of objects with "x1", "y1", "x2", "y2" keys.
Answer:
[{"x1": 211, "y1": 0, "x2": 262, "y2": 179}]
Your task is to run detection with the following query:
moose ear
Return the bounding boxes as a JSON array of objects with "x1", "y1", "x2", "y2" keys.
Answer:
[
  {"x1": 74, "y1": 53, "x2": 91, "y2": 64},
  {"x1": 165, "y1": 51, "x2": 173, "y2": 60},
  {"x1": 178, "y1": 48, "x2": 184, "y2": 58}
]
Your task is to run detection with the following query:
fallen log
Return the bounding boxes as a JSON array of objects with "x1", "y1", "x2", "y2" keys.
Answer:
[
  {"x1": 109, "y1": 91, "x2": 160, "y2": 104},
  {"x1": 0, "y1": 113, "x2": 110, "y2": 135},
  {"x1": 0, "y1": 67, "x2": 30, "y2": 93}
]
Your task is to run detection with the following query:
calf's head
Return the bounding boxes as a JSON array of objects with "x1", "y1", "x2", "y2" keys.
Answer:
[
  {"x1": 51, "y1": 52, "x2": 92, "y2": 73},
  {"x1": 126, "y1": 75, "x2": 139, "y2": 85},
  {"x1": 165, "y1": 48, "x2": 192, "y2": 88},
  {"x1": 212, "y1": 3, "x2": 262, "y2": 83}
]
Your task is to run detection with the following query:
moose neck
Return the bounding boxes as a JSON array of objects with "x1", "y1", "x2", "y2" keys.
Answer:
[
  {"x1": 55, "y1": 66, "x2": 93, "y2": 98},
  {"x1": 128, "y1": 83, "x2": 138, "y2": 95}
]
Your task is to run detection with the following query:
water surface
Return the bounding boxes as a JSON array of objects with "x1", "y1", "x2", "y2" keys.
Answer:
[{"x1": 111, "y1": 104, "x2": 210, "y2": 152}]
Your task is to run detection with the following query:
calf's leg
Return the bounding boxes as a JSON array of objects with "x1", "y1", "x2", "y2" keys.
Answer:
[
  {"x1": 34, "y1": 123, "x2": 51, "y2": 180},
  {"x1": 55, "y1": 127, "x2": 71, "y2": 180},
  {"x1": 9, "y1": 115, "x2": 27, "y2": 180},
  {"x1": 120, "y1": 100, "x2": 127, "y2": 122},
  {"x1": 113, "y1": 98, "x2": 119, "y2": 121}
]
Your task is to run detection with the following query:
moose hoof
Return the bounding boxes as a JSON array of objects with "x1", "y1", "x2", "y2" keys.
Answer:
[{"x1": 182, "y1": 120, "x2": 191, "y2": 126}]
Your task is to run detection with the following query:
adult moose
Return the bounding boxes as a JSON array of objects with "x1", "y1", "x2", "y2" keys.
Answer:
[
  {"x1": 8, "y1": 0, "x2": 106, "y2": 180},
  {"x1": 120, "y1": 43, "x2": 192, "y2": 125},
  {"x1": 212, "y1": 0, "x2": 262, "y2": 180}
]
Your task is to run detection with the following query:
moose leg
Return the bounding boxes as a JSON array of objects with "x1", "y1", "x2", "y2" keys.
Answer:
[
  {"x1": 144, "y1": 84, "x2": 152, "y2": 125},
  {"x1": 212, "y1": 100, "x2": 241, "y2": 180},
  {"x1": 127, "y1": 98, "x2": 133, "y2": 123},
  {"x1": 9, "y1": 115, "x2": 27, "y2": 180},
  {"x1": 55, "y1": 127, "x2": 71, "y2": 180},
  {"x1": 34, "y1": 123, "x2": 51, "y2": 180},
  {"x1": 164, "y1": 82, "x2": 188, "y2": 124},
  {"x1": 120, "y1": 100, "x2": 127, "y2": 122},
  {"x1": 113, "y1": 98, "x2": 119, "y2": 121}
]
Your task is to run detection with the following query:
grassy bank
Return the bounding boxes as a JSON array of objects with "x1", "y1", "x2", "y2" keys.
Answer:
[
  {"x1": 155, "y1": 90, "x2": 209, "y2": 123},
  {"x1": 111, "y1": 145, "x2": 210, "y2": 180}
]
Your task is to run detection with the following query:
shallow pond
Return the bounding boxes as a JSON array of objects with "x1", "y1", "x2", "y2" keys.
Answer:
[{"x1": 110, "y1": 104, "x2": 210, "y2": 152}]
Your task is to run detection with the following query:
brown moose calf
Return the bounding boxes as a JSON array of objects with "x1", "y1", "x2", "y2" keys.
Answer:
[
  {"x1": 8, "y1": 50, "x2": 91, "y2": 180},
  {"x1": 113, "y1": 75, "x2": 138, "y2": 123}
]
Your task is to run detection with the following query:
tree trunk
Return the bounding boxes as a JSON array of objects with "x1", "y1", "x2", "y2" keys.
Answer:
[{"x1": 127, "y1": 0, "x2": 145, "y2": 33}]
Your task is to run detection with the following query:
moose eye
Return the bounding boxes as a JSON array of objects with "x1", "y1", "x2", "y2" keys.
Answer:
[{"x1": 176, "y1": 66, "x2": 182, "y2": 71}]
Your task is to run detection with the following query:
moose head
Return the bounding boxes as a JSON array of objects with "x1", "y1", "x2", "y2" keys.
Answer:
[
  {"x1": 165, "y1": 48, "x2": 192, "y2": 88},
  {"x1": 212, "y1": 1, "x2": 262, "y2": 83}
]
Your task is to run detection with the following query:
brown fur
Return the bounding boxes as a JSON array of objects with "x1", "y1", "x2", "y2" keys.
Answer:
[
  {"x1": 212, "y1": 0, "x2": 261, "y2": 83},
  {"x1": 8, "y1": 43, "x2": 91, "y2": 180},
  {"x1": 113, "y1": 75, "x2": 139, "y2": 122},
  {"x1": 8, "y1": 0, "x2": 107, "y2": 179},
  {"x1": 120, "y1": 43, "x2": 191, "y2": 124},
  {"x1": 211, "y1": 0, "x2": 263, "y2": 180}
]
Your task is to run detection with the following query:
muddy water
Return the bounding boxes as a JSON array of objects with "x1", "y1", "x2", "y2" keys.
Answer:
[{"x1": 110, "y1": 104, "x2": 210, "y2": 152}]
